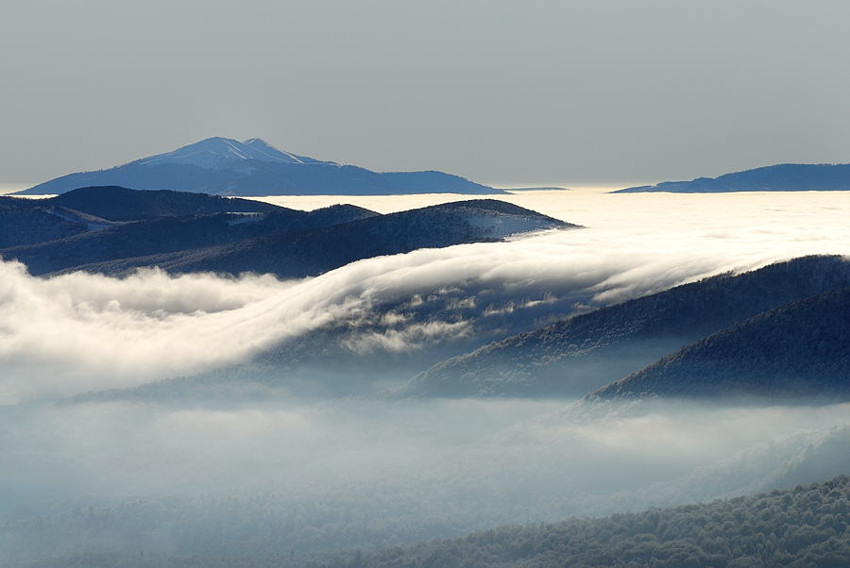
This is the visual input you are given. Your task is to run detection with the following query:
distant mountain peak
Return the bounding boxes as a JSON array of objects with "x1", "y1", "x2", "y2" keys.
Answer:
[
  {"x1": 18, "y1": 138, "x2": 502, "y2": 196},
  {"x1": 615, "y1": 162, "x2": 850, "y2": 193},
  {"x1": 133, "y1": 137, "x2": 328, "y2": 170}
]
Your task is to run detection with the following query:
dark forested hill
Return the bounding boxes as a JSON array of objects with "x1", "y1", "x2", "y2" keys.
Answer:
[
  {"x1": 48, "y1": 185, "x2": 280, "y2": 220},
  {"x1": 0, "y1": 185, "x2": 285, "y2": 250},
  {"x1": 0, "y1": 206, "x2": 110, "y2": 248},
  {"x1": 120, "y1": 199, "x2": 573, "y2": 278},
  {"x1": 0, "y1": 189, "x2": 568, "y2": 278},
  {"x1": 615, "y1": 163, "x2": 850, "y2": 193},
  {"x1": 0, "y1": 188, "x2": 375, "y2": 275},
  {"x1": 402, "y1": 256, "x2": 850, "y2": 398},
  {"x1": 589, "y1": 287, "x2": 850, "y2": 401}
]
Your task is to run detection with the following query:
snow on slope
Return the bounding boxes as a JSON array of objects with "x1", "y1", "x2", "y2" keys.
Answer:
[{"x1": 135, "y1": 137, "x2": 331, "y2": 170}]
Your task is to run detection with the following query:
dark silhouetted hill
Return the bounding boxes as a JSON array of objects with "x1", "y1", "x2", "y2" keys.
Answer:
[
  {"x1": 590, "y1": 287, "x2": 850, "y2": 401},
  {"x1": 55, "y1": 200, "x2": 570, "y2": 278},
  {"x1": 49, "y1": 185, "x2": 280, "y2": 220},
  {"x1": 616, "y1": 163, "x2": 850, "y2": 193},
  {"x1": 0, "y1": 206, "x2": 111, "y2": 248},
  {"x1": 0, "y1": 189, "x2": 569, "y2": 278}
]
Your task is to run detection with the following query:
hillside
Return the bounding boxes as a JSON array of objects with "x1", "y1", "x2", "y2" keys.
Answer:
[
  {"x1": 0, "y1": 190, "x2": 568, "y2": 278},
  {"x1": 17, "y1": 137, "x2": 502, "y2": 196},
  {"x1": 402, "y1": 256, "x2": 850, "y2": 398},
  {"x1": 0, "y1": 206, "x2": 111, "y2": 248},
  {"x1": 11, "y1": 476, "x2": 850, "y2": 568},
  {"x1": 128, "y1": 199, "x2": 573, "y2": 278},
  {"x1": 0, "y1": 187, "x2": 375, "y2": 275},
  {"x1": 48, "y1": 185, "x2": 280, "y2": 220},
  {"x1": 314, "y1": 475, "x2": 850, "y2": 568},
  {"x1": 589, "y1": 287, "x2": 850, "y2": 401},
  {"x1": 616, "y1": 163, "x2": 850, "y2": 193},
  {"x1": 0, "y1": 184, "x2": 283, "y2": 248}
]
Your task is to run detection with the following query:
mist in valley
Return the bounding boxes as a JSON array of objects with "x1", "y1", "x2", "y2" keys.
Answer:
[{"x1": 3, "y1": 395, "x2": 850, "y2": 563}]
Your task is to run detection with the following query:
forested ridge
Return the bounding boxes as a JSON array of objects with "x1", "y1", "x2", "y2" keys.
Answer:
[
  {"x1": 591, "y1": 286, "x2": 850, "y2": 400},
  {"x1": 315, "y1": 475, "x2": 850, "y2": 568},
  {"x1": 405, "y1": 255, "x2": 850, "y2": 398},
  {"x1": 9, "y1": 476, "x2": 849, "y2": 568},
  {"x1": 0, "y1": 187, "x2": 565, "y2": 277}
]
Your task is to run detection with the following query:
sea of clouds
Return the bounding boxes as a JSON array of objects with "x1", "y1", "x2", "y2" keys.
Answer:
[
  {"x1": 3, "y1": 190, "x2": 850, "y2": 561},
  {"x1": 2, "y1": 189, "x2": 849, "y2": 402}
]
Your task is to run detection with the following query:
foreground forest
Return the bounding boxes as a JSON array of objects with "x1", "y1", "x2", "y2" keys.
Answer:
[{"x1": 10, "y1": 476, "x2": 849, "y2": 568}]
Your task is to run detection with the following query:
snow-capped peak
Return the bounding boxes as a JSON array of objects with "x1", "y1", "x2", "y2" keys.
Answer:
[{"x1": 135, "y1": 137, "x2": 330, "y2": 170}]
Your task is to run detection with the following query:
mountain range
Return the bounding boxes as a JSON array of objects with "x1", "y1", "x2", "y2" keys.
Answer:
[
  {"x1": 17, "y1": 137, "x2": 503, "y2": 196},
  {"x1": 616, "y1": 163, "x2": 850, "y2": 193},
  {"x1": 0, "y1": 186, "x2": 570, "y2": 278}
]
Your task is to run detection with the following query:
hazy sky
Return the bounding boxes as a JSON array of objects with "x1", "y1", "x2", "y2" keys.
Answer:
[{"x1": 2, "y1": 0, "x2": 849, "y2": 186}]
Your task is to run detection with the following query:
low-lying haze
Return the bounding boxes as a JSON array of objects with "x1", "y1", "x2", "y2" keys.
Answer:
[{"x1": 3, "y1": 397, "x2": 849, "y2": 561}]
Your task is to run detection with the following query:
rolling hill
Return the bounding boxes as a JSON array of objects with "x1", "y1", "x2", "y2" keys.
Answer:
[
  {"x1": 0, "y1": 188, "x2": 569, "y2": 278},
  {"x1": 402, "y1": 255, "x2": 850, "y2": 398},
  {"x1": 589, "y1": 286, "x2": 850, "y2": 401},
  {"x1": 615, "y1": 163, "x2": 850, "y2": 193}
]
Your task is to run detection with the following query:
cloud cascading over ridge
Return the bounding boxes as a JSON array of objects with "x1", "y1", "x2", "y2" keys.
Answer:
[{"x1": 3, "y1": 190, "x2": 850, "y2": 402}]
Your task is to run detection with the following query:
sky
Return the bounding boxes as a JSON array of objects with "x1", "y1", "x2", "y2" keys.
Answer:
[{"x1": 2, "y1": 0, "x2": 850, "y2": 187}]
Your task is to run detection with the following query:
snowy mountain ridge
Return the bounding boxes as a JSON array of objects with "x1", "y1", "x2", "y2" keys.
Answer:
[
  {"x1": 133, "y1": 137, "x2": 330, "y2": 170},
  {"x1": 19, "y1": 137, "x2": 501, "y2": 196}
]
